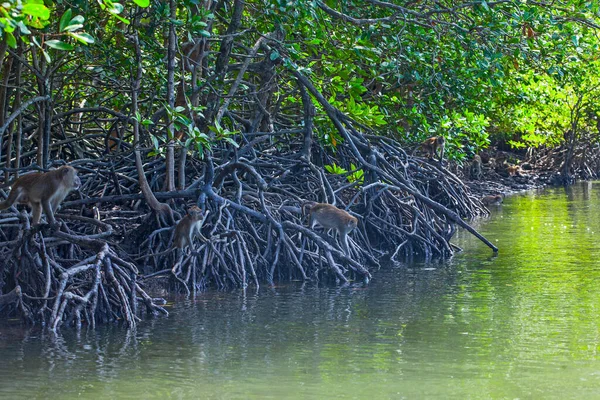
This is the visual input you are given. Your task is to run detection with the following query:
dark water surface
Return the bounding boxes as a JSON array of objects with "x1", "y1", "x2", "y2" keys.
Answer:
[{"x1": 2, "y1": 183, "x2": 600, "y2": 399}]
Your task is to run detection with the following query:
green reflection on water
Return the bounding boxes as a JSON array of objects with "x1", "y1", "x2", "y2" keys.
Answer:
[{"x1": 2, "y1": 182, "x2": 600, "y2": 399}]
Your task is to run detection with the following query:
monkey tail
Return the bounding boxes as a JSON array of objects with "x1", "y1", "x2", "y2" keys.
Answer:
[{"x1": 0, "y1": 186, "x2": 21, "y2": 211}]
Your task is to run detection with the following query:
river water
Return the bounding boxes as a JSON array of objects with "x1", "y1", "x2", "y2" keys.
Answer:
[{"x1": 1, "y1": 183, "x2": 600, "y2": 399}]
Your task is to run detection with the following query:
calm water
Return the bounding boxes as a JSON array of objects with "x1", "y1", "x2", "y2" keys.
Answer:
[{"x1": 2, "y1": 183, "x2": 600, "y2": 399}]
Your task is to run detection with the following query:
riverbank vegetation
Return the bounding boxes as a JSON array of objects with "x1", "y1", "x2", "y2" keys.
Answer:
[{"x1": 0, "y1": 0, "x2": 599, "y2": 329}]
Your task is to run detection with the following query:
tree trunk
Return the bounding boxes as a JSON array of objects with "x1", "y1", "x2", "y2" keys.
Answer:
[
  {"x1": 165, "y1": 0, "x2": 177, "y2": 191},
  {"x1": 298, "y1": 81, "x2": 314, "y2": 162},
  {"x1": 0, "y1": 52, "x2": 13, "y2": 165},
  {"x1": 131, "y1": 24, "x2": 174, "y2": 224},
  {"x1": 5, "y1": 40, "x2": 22, "y2": 181},
  {"x1": 202, "y1": 0, "x2": 244, "y2": 130}
]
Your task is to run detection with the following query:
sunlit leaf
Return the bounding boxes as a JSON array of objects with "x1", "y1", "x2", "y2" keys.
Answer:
[
  {"x1": 108, "y1": 3, "x2": 125, "y2": 14},
  {"x1": 69, "y1": 32, "x2": 95, "y2": 44},
  {"x1": 21, "y1": 4, "x2": 50, "y2": 19},
  {"x1": 63, "y1": 23, "x2": 84, "y2": 32},
  {"x1": 132, "y1": 0, "x2": 150, "y2": 7}
]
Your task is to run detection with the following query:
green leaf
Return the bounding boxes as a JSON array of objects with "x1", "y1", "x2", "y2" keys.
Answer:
[
  {"x1": 270, "y1": 50, "x2": 280, "y2": 61},
  {"x1": 59, "y1": 9, "x2": 73, "y2": 32},
  {"x1": 5, "y1": 32, "x2": 16, "y2": 49},
  {"x1": 68, "y1": 32, "x2": 95, "y2": 44},
  {"x1": 150, "y1": 135, "x2": 159, "y2": 149},
  {"x1": 132, "y1": 0, "x2": 150, "y2": 7},
  {"x1": 113, "y1": 14, "x2": 130, "y2": 24},
  {"x1": 63, "y1": 15, "x2": 85, "y2": 31},
  {"x1": 46, "y1": 40, "x2": 74, "y2": 51},
  {"x1": 41, "y1": 48, "x2": 51, "y2": 63},
  {"x1": 22, "y1": 4, "x2": 50, "y2": 20},
  {"x1": 199, "y1": 30, "x2": 211, "y2": 38},
  {"x1": 63, "y1": 23, "x2": 84, "y2": 32},
  {"x1": 16, "y1": 21, "x2": 31, "y2": 34},
  {"x1": 71, "y1": 15, "x2": 85, "y2": 25},
  {"x1": 224, "y1": 137, "x2": 239, "y2": 148}
]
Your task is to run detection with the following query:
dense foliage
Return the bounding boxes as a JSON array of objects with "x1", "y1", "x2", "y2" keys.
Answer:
[{"x1": 0, "y1": 1, "x2": 598, "y2": 162}]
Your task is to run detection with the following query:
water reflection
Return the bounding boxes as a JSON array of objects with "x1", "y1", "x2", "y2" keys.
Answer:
[{"x1": 2, "y1": 183, "x2": 600, "y2": 399}]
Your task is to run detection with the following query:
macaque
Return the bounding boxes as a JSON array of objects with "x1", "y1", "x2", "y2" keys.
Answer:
[
  {"x1": 180, "y1": 40, "x2": 203, "y2": 73},
  {"x1": 419, "y1": 136, "x2": 445, "y2": 161},
  {"x1": 522, "y1": 23, "x2": 535, "y2": 39},
  {"x1": 134, "y1": 206, "x2": 208, "y2": 261},
  {"x1": 494, "y1": 152, "x2": 508, "y2": 168},
  {"x1": 304, "y1": 202, "x2": 358, "y2": 256},
  {"x1": 470, "y1": 154, "x2": 482, "y2": 180},
  {"x1": 0, "y1": 166, "x2": 81, "y2": 225},
  {"x1": 106, "y1": 125, "x2": 124, "y2": 153},
  {"x1": 482, "y1": 194, "x2": 504, "y2": 206},
  {"x1": 173, "y1": 206, "x2": 206, "y2": 250},
  {"x1": 506, "y1": 164, "x2": 521, "y2": 176},
  {"x1": 479, "y1": 151, "x2": 491, "y2": 164}
]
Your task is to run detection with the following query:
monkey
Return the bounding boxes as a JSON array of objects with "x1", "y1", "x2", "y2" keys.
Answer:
[
  {"x1": 481, "y1": 194, "x2": 504, "y2": 206},
  {"x1": 134, "y1": 207, "x2": 208, "y2": 261},
  {"x1": 416, "y1": 136, "x2": 445, "y2": 161},
  {"x1": 0, "y1": 166, "x2": 81, "y2": 225},
  {"x1": 506, "y1": 164, "x2": 521, "y2": 176},
  {"x1": 303, "y1": 202, "x2": 358, "y2": 256},
  {"x1": 106, "y1": 125, "x2": 124, "y2": 153},
  {"x1": 479, "y1": 151, "x2": 491, "y2": 164},
  {"x1": 173, "y1": 206, "x2": 207, "y2": 251},
  {"x1": 470, "y1": 154, "x2": 482, "y2": 180},
  {"x1": 522, "y1": 23, "x2": 535, "y2": 39}
]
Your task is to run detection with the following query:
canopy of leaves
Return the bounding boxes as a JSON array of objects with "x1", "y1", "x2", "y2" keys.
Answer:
[{"x1": 0, "y1": 0, "x2": 598, "y2": 159}]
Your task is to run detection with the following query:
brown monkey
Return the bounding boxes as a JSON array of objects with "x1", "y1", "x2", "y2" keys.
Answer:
[
  {"x1": 506, "y1": 164, "x2": 521, "y2": 176},
  {"x1": 479, "y1": 151, "x2": 491, "y2": 164},
  {"x1": 0, "y1": 166, "x2": 81, "y2": 225},
  {"x1": 303, "y1": 202, "x2": 358, "y2": 256},
  {"x1": 418, "y1": 136, "x2": 445, "y2": 161},
  {"x1": 134, "y1": 207, "x2": 209, "y2": 261},
  {"x1": 482, "y1": 194, "x2": 504, "y2": 206},
  {"x1": 470, "y1": 154, "x2": 482, "y2": 180},
  {"x1": 173, "y1": 206, "x2": 206, "y2": 250}
]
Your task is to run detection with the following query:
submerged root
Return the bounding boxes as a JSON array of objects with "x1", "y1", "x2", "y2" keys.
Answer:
[{"x1": 0, "y1": 217, "x2": 167, "y2": 331}]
